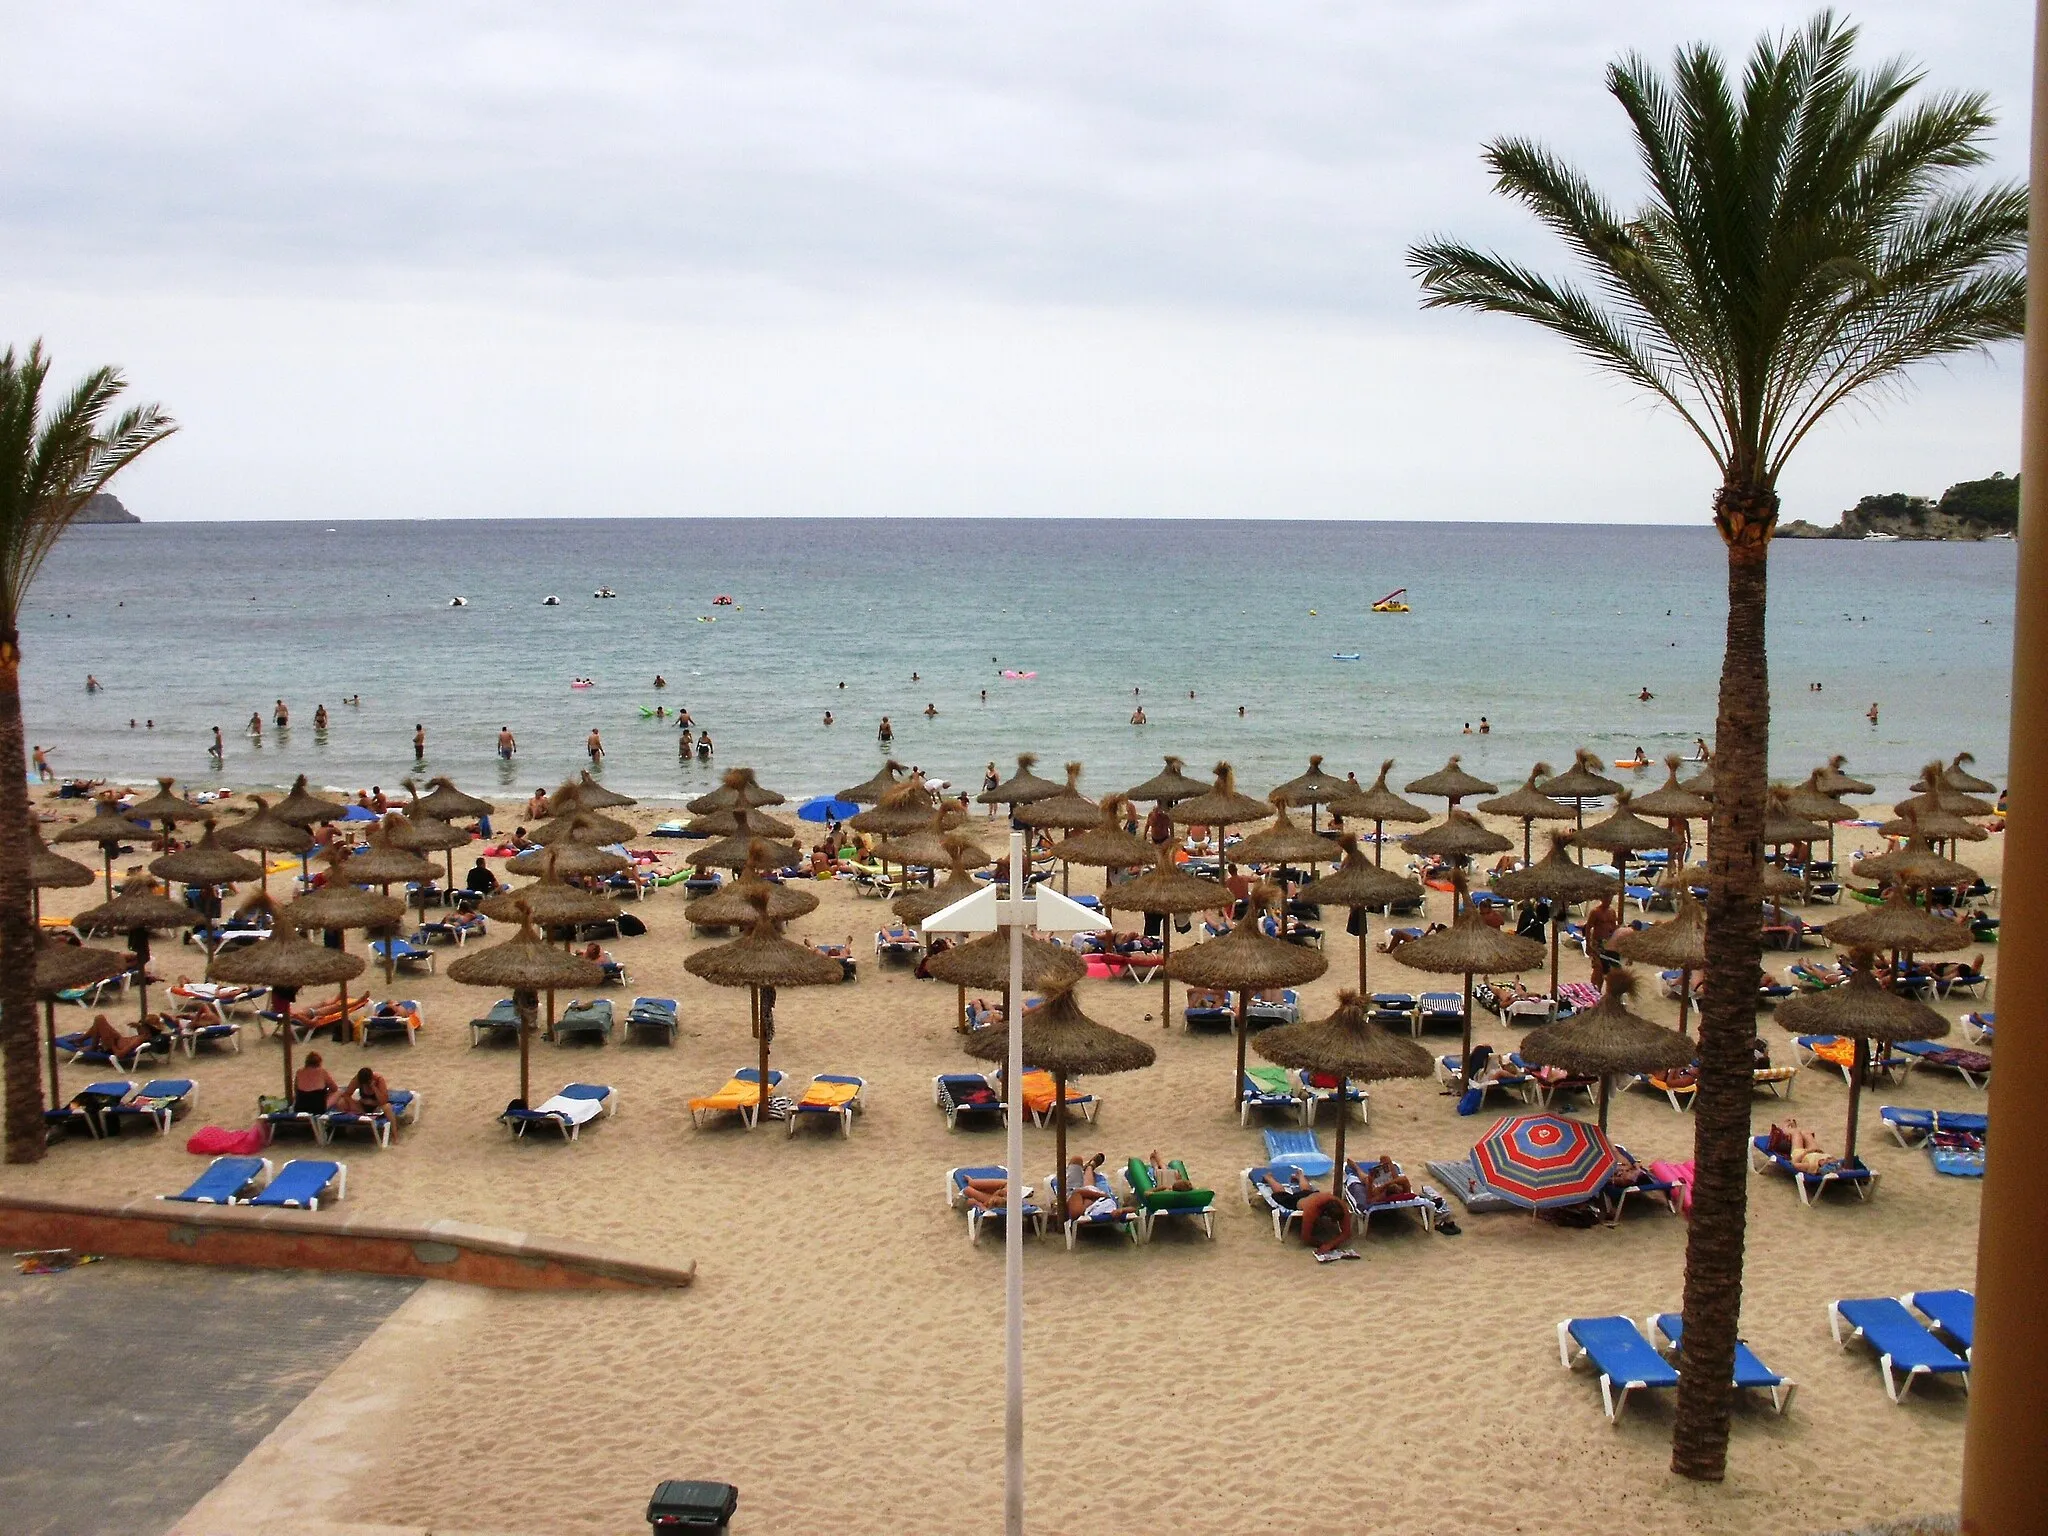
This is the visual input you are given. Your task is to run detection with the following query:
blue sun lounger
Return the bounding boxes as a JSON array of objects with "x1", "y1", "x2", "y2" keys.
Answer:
[
  {"x1": 1183, "y1": 990, "x2": 1233, "y2": 1031},
  {"x1": 1240, "y1": 1067, "x2": 1306, "y2": 1126},
  {"x1": 1341, "y1": 1162, "x2": 1435, "y2": 1234},
  {"x1": 1262, "y1": 1128, "x2": 1332, "y2": 1178},
  {"x1": 1904, "y1": 1290, "x2": 1974, "y2": 1360},
  {"x1": 505, "y1": 1083, "x2": 617, "y2": 1139},
  {"x1": 947, "y1": 1165, "x2": 1042, "y2": 1244},
  {"x1": 1649, "y1": 1313, "x2": 1795, "y2": 1413},
  {"x1": 247, "y1": 1158, "x2": 347, "y2": 1210},
  {"x1": 321, "y1": 1089, "x2": 420, "y2": 1148},
  {"x1": 370, "y1": 937, "x2": 436, "y2": 974},
  {"x1": 934, "y1": 1073, "x2": 1003, "y2": 1131},
  {"x1": 160, "y1": 1155, "x2": 271, "y2": 1205},
  {"x1": 624, "y1": 997, "x2": 679, "y2": 1045},
  {"x1": 103, "y1": 1079, "x2": 196, "y2": 1136},
  {"x1": 1893, "y1": 1039, "x2": 1992, "y2": 1090},
  {"x1": 1830, "y1": 1296, "x2": 1970, "y2": 1402},
  {"x1": 1052, "y1": 1166, "x2": 1139, "y2": 1249},
  {"x1": 1880, "y1": 1107, "x2": 1989, "y2": 1147},
  {"x1": 1558, "y1": 1316, "x2": 1679, "y2": 1423},
  {"x1": 468, "y1": 998, "x2": 522, "y2": 1046},
  {"x1": 55, "y1": 1031, "x2": 172, "y2": 1072},
  {"x1": 45, "y1": 1079, "x2": 136, "y2": 1139},
  {"x1": 1751, "y1": 1135, "x2": 1879, "y2": 1205},
  {"x1": 554, "y1": 998, "x2": 614, "y2": 1044}
]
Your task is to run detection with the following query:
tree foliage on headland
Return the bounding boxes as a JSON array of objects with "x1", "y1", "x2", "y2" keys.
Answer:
[{"x1": 1780, "y1": 472, "x2": 2018, "y2": 539}]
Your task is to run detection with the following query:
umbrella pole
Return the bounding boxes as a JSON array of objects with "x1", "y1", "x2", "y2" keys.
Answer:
[
  {"x1": 757, "y1": 987, "x2": 772, "y2": 1127},
  {"x1": 1329, "y1": 1075, "x2": 1349, "y2": 1195},
  {"x1": 1549, "y1": 919, "x2": 1562, "y2": 997},
  {"x1": 1232, "y1": 992, "x2": 1250, "y2": 1110},
  {"x1": 517, "y1": 989, "x2": 534, "y2": 1104},
  {"x1": 45, "y1": 1000, "x2": 60, "y2": 1113},
  {"x1": 1846, "y1": 1036, "x2": 1866, "y2": 1162},
  {"x1": 132, "y1": 929, "x2": 151, "y2": 1023},
  {"x1": 1054, "y1": 1069, "x2": 1069, "y2": 1209},
  {"x1": 1373, "y1": 819, "x2": 1384, "y2": 868},
  {"x1": 1458, "y1": 973, "x2": 1475, "y2": 1088},
  {"x1": 1356, "y1": 908, "x2": 1370, "y2": 994},
  {"x1": 957, "y1": 983, "x2": 966, "y2": 1033},
  {"x1": 1677, "y1": 970, "x2": 1692, "y2": 1036},
  {"x1": 102, "y1": 847, "x2": 114, "y2": 901},
  {"x1": 275, "y1": 985, "x2": 298, "y2": 1101},
  {"x1": 1575, "y1": 802, "x2": 1585, "y2": 863},
  {"x1": 1160, "y1": 920, "x2": 1172, "y2": 1028},
  {"x1": 1523, "y1": 818, "x2": 1532, "y2": 867},
  {"x1": 546, "y1": 985, "x2": 556, "y2": 1040},
  {"x1": 1597, "y1": 1074, "x2": 1611, "y2": 1133}
]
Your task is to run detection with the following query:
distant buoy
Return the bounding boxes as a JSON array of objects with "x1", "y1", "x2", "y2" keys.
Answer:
[{"x1": 542, "y1": 596, "x2": 560, "y2": 606}]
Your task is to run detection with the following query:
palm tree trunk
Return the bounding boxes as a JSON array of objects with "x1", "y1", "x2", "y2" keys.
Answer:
[
  {"x1": 0, "y1": 629, "x2": 45, "y2": 1164},
  {"x1": 1672, "y1": 491, "x2": 1774, "y2": 1482}
]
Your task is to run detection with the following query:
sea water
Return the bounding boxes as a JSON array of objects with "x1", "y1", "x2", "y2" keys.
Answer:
[{"x1": 18, "y1": 518, "x2": 2017, "y2": 806}]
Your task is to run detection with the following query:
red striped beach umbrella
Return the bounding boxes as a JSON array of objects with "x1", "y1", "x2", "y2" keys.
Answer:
[{"x1": 1470, "y1": 1112, "x2": 1615, "y2": 1209}]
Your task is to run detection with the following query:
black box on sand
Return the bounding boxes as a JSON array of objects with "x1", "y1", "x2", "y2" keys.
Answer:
[{"x1": 646, "y1": 1480, "x2": 740, "y2": 1530}]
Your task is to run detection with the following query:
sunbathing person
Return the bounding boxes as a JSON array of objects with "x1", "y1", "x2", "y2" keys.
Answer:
[
  {"x1": 1606, "y1": 1149, "x2": 1645, "y2": 1188},
  {"x1": 1773, "y1": 1117, "x2": 1829, "y2": 1174},
  {"x1": 1145, "y1": 1151, "x2": 1194, "y2": 1192},
  {"x1": 958, "y1": 1175, "x2": 1017, "y2": 1211},
  {"x1": 335, "y1": 1065, "x2": 391, "y2": 1116},
  {"x1": 1260, "y1": 1169, "x2": 1356, "y2": 1260},
  {"x1": 1348, "y1": 1154, "x2": 1413, "y2": 1204},
  {"x1": 293, "y1": 1052, "x2": 341, "y2": 1114},
  {"x1": 80, "y1": 1012, "x2": 168, "y2": 1061}
]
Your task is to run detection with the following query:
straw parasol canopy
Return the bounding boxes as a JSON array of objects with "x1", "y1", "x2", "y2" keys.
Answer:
[
  {"x1": 1111, "y1": 847, "x2": 1232, "y2": 1025},
  {"x1": 28, "y1": 821, "x2": 96, "y2": 891},
  {"x1": 1270, "y1": 754, "x2": 1350, "y2": 831},
  {"x1": 487, "y1": 873, "x2": 622, "y2": 926},
  {"x1": 1047, "y1": 794, "x2": 1152, "y2": 871},
  {"x1": 1928, "y1": 752, "x2": 1997, "y2": 796},
  {"x1": 33, "y1": 940, "x2": 128, "y2": 999},
  {"x1": 1298, "y1": 833, "x2": 1425, "y2": 994},
  {"x1": 687, "y1": 806, "x2": 799, "y2": 840},
  {"x1": 1489, "y1": 833, "x2": 1622, "y2": 994},
  {"x1": 1575, "y1": 794, "x2": 1680, "y2": 881},
  {"x1": 571, "y1": 770, "x2": 636, "y2": 809},
  {"x1": 531, "y1": 809, "x2": 635, "y2": 847},
  {"x1": 1813, "y1": 755, "x2": 1876, "y2": 797},
  {"x1": 1894, "y1": 783, "x2": 1997, "y2": 820},
  {"x1": 386, "y1": 812, "x2": 471, "y2": 891},
  {"x1": 685, "y1": 875, "x2": 817, "y2": 929},
  {"x1": 1166, "y1": 764, "x2": 1272, "y2": 863},
  {"x1": 688, "y1": 767, "x2": 785, "y2": 815},
  {"x1": 1390, "y1": 881, "x2": 1546, "y2": 1083},
  {"x1": 448, "y1": 907, "x2": 607, "y2": 1104},
  {"x1": 1478, "y1": 764, "x2": 1576, "y2": 865},
  {"x1": 284, "y1": 879, "x2": 405, "y2": 935},
  {"x1": 74, "y1": 877, "x2": 197, "y2": 1022},
  {"x1": 686, "y1": 891, "x2": 846, "y2": 1120},
  {"x1": 150, "y1": 824, "x2": 264, "y2": 889},
  {"x1": 1780, "y1": 778, "x2": 1856, "y2": 825},
  {"x1": 1403, "y1": 808, "x2": 1512, "y2": 864},
  {"x1": 405, "y1": 776, "x2": 494, "y2": 823},
  {"x1": 1628, "y1": 756, "x2": 1715, "y2": 823},
  {"x1": 272, "y1": 775, "x2": 348, "y2": 829},
  {"x1": 1519, "y1": 970, "x2": 1694, "y2": 1128},
  {"x1": 1823, "y1": 889, "x2": 1973, "y2": 956},
  {"x1": 851, "y1": 778, "x2": 959, "y2": 837},
  {"x1": 127, "y1": 777, "x2": 214, "y2": 835},
  {"x1": 962, "y1": 983, "x2": 1157, "y2": 1202},
  {"x1": 507, "y1": 839, "x2": 630, "y2": 879},
  {"x1": 1611, "y1": 896, "x2": 1709, "y2": 1033},
  {"x1": 209, "y1": 894, "x2": 368, "y2": 1098},
  {"x1": 52, "y1": 800, "x2": 153, "y2": 898},
  {"x1": 876, "y1": 809, "x2": 985, "y2": 871},
  {"x1": 1853, "y1": 838, "x2": 1978, "y2": 893},
  {"x1": 925, "y1": 930, "x2": 1088, "y2": 993},
  {"x1": 687, "y1": 815, "x2": 801, "y2": 873},
  {"x1": 1404, "y1": 754, "x2": 1497, "y2": 805},
  {"x1": 1232, "y1": 796, "x2": 1341, "y2": 868},
  {"x1": 1126, "y1": 755, "x2": 1209, "y2": 805},
  {"x1": 1541, "y1": 750, "x2": 1625, "y2": 803},
  {"x1": 341, "y1": 820, "x2": 439, "y2": 887},
  {"x1": 978, "y1": 753, "x2": 1065, "y2": 808},
  {"x1": 892, "y1": 851, "x2": 985, "y2": 926},
  {"x1": 1678, "y1": 759, "x2": 1716, "y2": 798},
  {"x1": 838, "y1": 759, "x2": 908, "y2": 805},
  {"x1": 1012, "y1": 763, "x2": 1104, "y2": 832},
  {"x1": 1878, "y1": 806, "x2": 1989, "y2": 844},
  {"x1": 214, "y1": 797, "x2": 316, "y2": 895},
  {"x1": 1328, "y1": 759, "x2": 1429, "y2": 867},
  {"x1": 1254, "y1": 990, "x2": 1432, "y2": 1189},
  {"x1": 1778, "y1": 953, "x2": 1949, "y2": 1159},
  {"x1": 1161, "y1": 887, "x2": 1328, "y2": 1104}
]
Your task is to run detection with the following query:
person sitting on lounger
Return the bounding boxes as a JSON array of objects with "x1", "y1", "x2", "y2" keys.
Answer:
[
  {"x1": 1349, "y1": 1154, "x2": 1413, "y2": 1204},
  {"x1": 335, "y1": 1065, "x2": 391, "y2": 1116},
  {"x1": 466, "y1": 858, "x2": 502, "y2": 896},
  {"x1": 1145, "y1": 1151, "x2": 1194, "y2": 1192},
  {"x1": 293, "y1": 1052, "x2": 340, "y2": 1114},
  {"x1": 1606, "y1": 1148, "x2": 1645, "y2": 1188},
  {"x1": 958, "y1": 1175, "x2": 1016, "y2": 1210}
]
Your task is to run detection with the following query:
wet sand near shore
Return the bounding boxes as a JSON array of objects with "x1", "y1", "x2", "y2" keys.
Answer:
[{"x1": 5, "y1": 790, "x2": 1997, "y2": 1536}]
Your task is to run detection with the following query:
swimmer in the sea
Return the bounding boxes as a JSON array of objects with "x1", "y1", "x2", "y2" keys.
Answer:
[
  {"x1": 924, "y1": 703, "x2": 938, "y2": 718},
  {"x1": 1130, "y1": 706, "x2": 1146, "y2": 725},
  {"x1": 1637, "y1": 687, "x2": 1654, "y2": 702}
]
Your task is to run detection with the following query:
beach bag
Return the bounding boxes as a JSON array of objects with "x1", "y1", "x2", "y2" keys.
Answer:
[
  {"x1": 1456, "y1": 1087, "x2": 1484, "y2": 1116},
  {"x1": 617, "y1": 912, "x2": 648, "y2": 937},
  {"x1": 186, "y1": 1123, "x2": 270, "y2": 1156}
]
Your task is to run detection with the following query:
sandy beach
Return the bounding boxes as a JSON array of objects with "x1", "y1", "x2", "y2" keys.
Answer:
[{"x1": 4, "y1": 784, "x2": 1997, "y2": 1536}]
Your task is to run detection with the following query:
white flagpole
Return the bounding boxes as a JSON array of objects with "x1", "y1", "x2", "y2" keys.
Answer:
[{"x1": 1004, "y1": 827, "x2": 1025, "y2": 1536}]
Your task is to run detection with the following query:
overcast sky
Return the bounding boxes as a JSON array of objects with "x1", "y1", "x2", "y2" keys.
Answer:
[{"x1": 1, "y1": 2, "x2": 2030, "y2": 523}]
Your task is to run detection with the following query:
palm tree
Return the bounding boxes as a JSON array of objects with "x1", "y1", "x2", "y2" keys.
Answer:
[
  {"x1": 1408, "y1": 14, "x2": 2022, "y2": 1480},
  {"x1": 1, "y1": 343, "x2": 175, "y2": 1163}
]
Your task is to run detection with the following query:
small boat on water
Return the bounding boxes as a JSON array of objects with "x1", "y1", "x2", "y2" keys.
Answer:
[
  {"x1": 1331, "y1": 653, "x2": 1362, "y2": 661},
  {"x1": 712, "y1": 594, "x2": 735, "y2": 606},
  {"x1": 542, "y1": 595, "x2": 561, "y2": 606},
  {"x1": 1863, "y1": 532, "x2": 1900, "y2": 543},
  {"x1": 593, "y1": 588, "x2": 618, "y2": 599},
  {"x1": 1371, "y1": 587, "x2": 1411, "y2": 614},
  {"x1": 447, "y1": 597, "x2": 468, "y2": 607}
]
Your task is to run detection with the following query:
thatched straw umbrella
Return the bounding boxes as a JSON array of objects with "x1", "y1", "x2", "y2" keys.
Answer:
[
  {"x1": 507, "y1": 839, "x2": 630, "y2": 880},
  {"x1": 687, "y1": 805, "x2": 799, "y2": 839},
  {"x1": 1327, "y1": 759, "x2": 1428, "y2": 867},
  {"x1": 688, "y1": 766, "x2": 785, "y2": 815},
  {"x1": 127, "y1": 779, "x2": 215, "y2": 862},
  {"x1": 978, "y1": 753, "x2": 1065, "y2": 811},
  {"x1": 1167, "y1": 762, "x2": 1271, "y2": 867},
  {"x1": 878, "y1": 808, "x2": 985, "y2": 877},
  {"x1": 1298, "y1": 833, "x2": 1424, "y2": 995},
  {"x1": 388, "y1": 813, "x2": 471, "y2": 894},
  {"x1": 686, "y1": 873, "x2": 818, "y2": 931},
  {"x1": 338, "y1": 822, "x2": 438, "y2": 981},
  {"x1": 926, "y1": 929, "x2": 1088, "y2": 992},
  {"x1": 689, "y1": 813, "x2": 802, "y2": 874},
  {"x1": 481, "y1": 854, "x2": 622, "y2": 1032},
  {"x1": 1678, "y1": 758, "x2": 1716, "y2": 799},
  {"x1": 283, "y1": 857, "x2": 405, "y2": 1029},
  {"x1": 1903, "y1": 759, "x2": 1996, "y2": 813},
  {"x1": 893, "y1": 840, "x2": 988, "y2": 922},
  {"x1": 1479, "y1": 764, "x2": 1576, "y2": 866},
  {"x1": 1405, "y1": 754, "x2": 1497, "y2": 809},
  {"x1": 274, "y1": 774, "x2": 348, "y2": 829},
  {"x1": 1575, "y1": 793, "x2": 1679, "y2": 892},
  {"x1": 215, "y1": 796, "x2": 315, "y2": 898},
  {"x1": 51, "y1": 800, "x2": 153, "y2": 899},
  {"x1": 73, "y1": 879, "x2": 201, "y2": 1021},
  {"x1": 209, "y1": 895, "x2": 367, "y2": 1098},
  {"x1": 685, "y1": 892, "x2": 845, "y2": 1121},
  {"x1": 1254, "y1": 990, "x2": 1432, "y2": 1191},
  {"x1": 1488, "y1": 833, "x2": 1620, "y2": 995},
  {"x1": 851, "y1": 778, "x2": 953, "y2": 836},
  {"x1": 1539, "y1": 751, "x2": 1625, "y2": 860},
  {"x1": 1813, "y1": 755, "x2": 1875, "y2": 798},
  {"x1": 150, "y1": 824, "x2": 263, "y2": 891},
  {"x1": 447, "y1": 907, "x2": 605, "y2": 1105},
  {"x1": 1230, "y1": 797, "x2": 1341, "y2": 913},
  {"x1": 570, "y1": 770, "x2": 636, "y2": 810},
  {"x1": 1929, "y1": 753, "x2": 1996, "y2": 796},
  {"x1": 1402, "y1": 809, "x2": 1511, "y2": 913},
  {"x1": 405, "y1": 775, "x2": 494, "y2": 824},
  {"x1": 532, "y1": 808, "x2": 635, "y2": 847},
  {"x1": 1389, "y1": 879, "x2": 1546, "y2": 1086},
  {"x1": 33, "y1": 940, "x2": 129, "y2": 1109},
  {"x1": 961, "y1": 983, "x2": 1157, "y2": 1205},
  {"x1": 1777, "y1": 773, "x2": 1857, "y2": 884},
  {"x1": 1878, "y1": 805, "x2": 1990, "y2": 847},
  {"x1": 1270, "y1": 754, "x2": 1350, "y2": 833},
  {"x1": 1111, "y1": 848, "x2": 1230, "y2": 1026},
  {"x1": 1014, "y1": 763, "x2": 1106, "y2": 893},
  {"x1": 1520, "y1": 970, "x2": 1694, "y2": 1130},
  {"x1": 1047, "y1": 794, "x2": 1153, "y2": 917},
  {"x1": 838, "y1": 759, "x2": 908, "y2": 806},
  {"x1": 1126, "y1": 755, "x2": 1208, "y2": 807},
  {"x1": 1629, "y1": 756, "x2": 1715, "y2": 861},
  {"x1": 1823, "y1": 888, "x2": 1972, "y2": 989},
  {"x1": 1161, "y1": 888, "x2": 1328, "y2": 1106},
  {"x1": 1853, "y1": 824, "x2": 1978, "y2": 894},
  {"x1": 27, "y1": 819, "x2": 96, "y2": 931},
  {"x1": 1611, "y1": 897, "x2": 1709, "y2": 1034},
  {"x1": 1777, "y1": 955, "x2": 1949, "y2": 1160}
]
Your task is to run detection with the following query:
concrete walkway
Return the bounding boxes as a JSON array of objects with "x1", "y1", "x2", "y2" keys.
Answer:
[{"x1": 0, "y1": 1257, "x2": 415, "y2": 1536}]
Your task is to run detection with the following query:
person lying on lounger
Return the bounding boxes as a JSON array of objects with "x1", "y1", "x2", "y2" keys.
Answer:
[
  {"x1": 1606, "y1": 1149, "x2": 1645, "y2": 1188},
  {"x1": 958, "y1": 1176, "x2": 1016, "y2": 1210},
  {"x1": 1145, "y1": 1151, "x2": 1194, "y2": 1192},
  {"x1": 80, "y1": 1012, "x2": 168, "y2": 1060},
  {"x1": 1771, "y1": 1118, "x2": 1829, "y2": 1174}
]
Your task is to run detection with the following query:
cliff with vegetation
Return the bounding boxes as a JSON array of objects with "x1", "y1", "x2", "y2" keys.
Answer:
[
  {"x1": 1779, "y1": 473, "x2": 2017, "y2": 540},
  {"x1": 73, "y1": 493, "x2": 140, "y2": 525}
]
